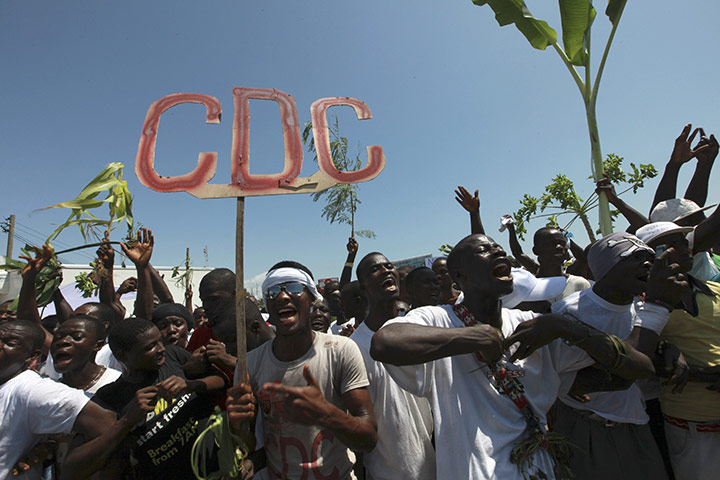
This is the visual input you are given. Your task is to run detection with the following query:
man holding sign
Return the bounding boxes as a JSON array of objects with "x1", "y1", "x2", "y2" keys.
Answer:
[{"x1": 230, "y1": 262, "x2": 377, "y2": 479}]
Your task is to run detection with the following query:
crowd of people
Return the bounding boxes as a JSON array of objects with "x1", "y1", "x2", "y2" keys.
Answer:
[{"x1": 1, "y1": 123, "x2": 720, "y2": 479}]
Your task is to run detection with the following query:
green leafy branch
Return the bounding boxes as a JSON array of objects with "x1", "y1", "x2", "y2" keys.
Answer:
[
  {"x1": 511, "y1": 154, "x2": 657, "y2": 241},
  {"x1": 42, "y1": 162, "x2": 135, "y2": 243},
  {"x1": 302, "y1": 117, "x2": 376, "y2": 239}
]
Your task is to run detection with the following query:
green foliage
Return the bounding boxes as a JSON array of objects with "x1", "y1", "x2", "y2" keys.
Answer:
[
  {"x1": 302, "y1": 118, "x2": 376, "y2": 239},
  {"x1": 43, "y1": 162, "x2": 134, "y2": 243},
  {"x1": 512, "y1": 154, "x2": 657, "y2": 240},
  {"x1": 0, "y1": 245, "x2": 62, "y2": 310},
  {"x1": 75, "y1": 271, "x2": 98, "y2": 298}
]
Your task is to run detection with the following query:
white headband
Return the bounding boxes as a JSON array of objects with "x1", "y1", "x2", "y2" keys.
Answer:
[{"x1": 261, "y1": 267, "x2": 321, "y2": 303}]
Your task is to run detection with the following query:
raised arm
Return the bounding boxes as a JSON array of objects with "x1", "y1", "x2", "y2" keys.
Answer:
[
  {"x1": 455, "y1": 186, "x2": 485, "y2": 235},
  {"x1": 371, "y1": 322, "x2": 503, "y2": 366},
  {"x1": 595, "y1": 177, "x2": 649, "y2": 234},
  {"x1": 149, "y1": 264, "x2": 174, "y2": 304},
  {"x1": 52, "y1": 285, "x2": 73, "y2": 322},
  {"x1": 505, "y1": 221, "x2": 539, "y2": 273},
  {"x1": 692, "y1": 203, "x2": 720, "y2": 254},
  {"x1": 651, "y1": 124, "x2": 709, "y2": 214},
  {"x1": 565, "y1": 236, "x2": 589, "y2": 278},
  {"x1": 17, "y1": 245, "x2": 54, "y2": 353},
  {"x1": 97, "y1": 241, "x2": 125, "y2": 324},
  {"x1": 339, "y1": 237, "x2": 358, "y2": 289},
  {"x1": 121, "y1": 228, "x2": 154, "y2": 320},
  {"x1": 685, "y1": 132, "x2": 718, "y2": 207}
]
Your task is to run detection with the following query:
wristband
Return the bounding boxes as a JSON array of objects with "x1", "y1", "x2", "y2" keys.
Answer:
[
  {"x1": 634, "y1": 302, "x2": 671, "y2": 335},
  {"x1": 344, "y1": 262, "x2": 354, "y2": 268}
]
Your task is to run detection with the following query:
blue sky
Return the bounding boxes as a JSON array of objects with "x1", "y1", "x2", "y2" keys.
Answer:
[{"x1": 2, "y1": 1, "x2": 719, "y2": 291}]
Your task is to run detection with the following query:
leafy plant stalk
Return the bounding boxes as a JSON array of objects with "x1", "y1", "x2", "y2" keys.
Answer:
[{"x1": 473, "y1": 0, "x2": 629, "y2": 236}]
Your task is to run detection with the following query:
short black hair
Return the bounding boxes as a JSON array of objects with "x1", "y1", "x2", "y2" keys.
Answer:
[
  {"x1": 268, "y1": 260, "x2": 314, "y2": 280},
  {"x1": 74, "y1": 302, "x2": 116, "y2": 328},
  {"x1": 405, "y1": 267, "x2": 434, "y2": 290},
  {"x1": 447, "y1": 234, "x2": 492, "y2": 278},
  {"x1": 64, "y1": 314, "x2": 107, "y2": 340},
  {"x1": 108, "y1": 317, "x2": 156, "y2": 356},
  {"x1": 356, "y1": 252, "x2": 387, "y2": 286},
  {"x1": 4, "y1": 319, "x2": 46, "y2": 351},
  {"x1": 533, "y1": 226, "x2": 562, "y2": 248},
  {"x1": 199, "y1": 268, "x2": 236, "y2": 294}
]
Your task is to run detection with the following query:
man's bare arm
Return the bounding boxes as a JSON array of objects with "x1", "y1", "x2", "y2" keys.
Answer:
[
  {"x1": 370, "y1": 322, "x2": 503, "y2": 366},
  {"x1": 505, "y1": 222, "x2": 538, "y2": 273}
]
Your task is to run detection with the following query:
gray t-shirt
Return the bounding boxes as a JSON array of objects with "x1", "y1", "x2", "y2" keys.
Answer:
[{"x1": 244, "y1": 331, "x2": 369, "y2": 480}]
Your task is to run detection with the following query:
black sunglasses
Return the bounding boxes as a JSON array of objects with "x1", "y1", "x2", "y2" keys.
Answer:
[{"x1": 265, "y1": 282, "x2": 307, "y2": 300}]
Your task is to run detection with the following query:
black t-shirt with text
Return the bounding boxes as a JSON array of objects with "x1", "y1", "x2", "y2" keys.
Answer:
[{"x1": 93, "y1": 344, "x2": 214, "y2": 479}]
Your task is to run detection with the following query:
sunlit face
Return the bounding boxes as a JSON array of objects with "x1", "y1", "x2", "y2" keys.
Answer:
[
  {"x1": 120, "y1": 327, "x2": 166, "y2": 372},
  {"x1": 360, "y1": 254, "x2": 400, "y2": 303},
  {"x1": 155, "y1": 315, "x2": 189, "y2": 348},
  {"x1": 51, "y1": 318, "x2": 103, "y2": 374},
  {"x1": 534, "y1": 229, "x2": 569, "y2": 264},
  {"x1": 0, "y1": 323, "x2": 39, "y2": 383},
  {"x1": 432, "y1": 258, "x2": 452, "y2": 289},
  {"x1": 310, "y1": 299, "x2": 332, "y2": 333},
  {"x1": 266, "y1": 284, "x2": 313, "y2": 337},
  {"x1": 454, "y1": 235, "x2": 514, "y2": 297}
]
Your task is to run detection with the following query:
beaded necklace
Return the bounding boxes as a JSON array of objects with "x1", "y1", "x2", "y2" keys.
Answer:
[{"x1": 451, "y1": 302, "x2": 572, "y2": 480}]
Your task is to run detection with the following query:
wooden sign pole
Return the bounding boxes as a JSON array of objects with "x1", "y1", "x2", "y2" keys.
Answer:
[{"x1": 235, "y1": 197, "x2": 247, "y2": 383}]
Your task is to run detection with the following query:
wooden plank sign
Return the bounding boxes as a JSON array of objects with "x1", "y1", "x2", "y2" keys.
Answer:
[{"x1": 134, "y1": 87, "x2": 385, "y2": 385}]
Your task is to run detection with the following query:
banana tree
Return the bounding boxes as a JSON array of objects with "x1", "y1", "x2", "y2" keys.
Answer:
[{"x1": 472, "y1": 0, "x2": 627, "y2": 236}]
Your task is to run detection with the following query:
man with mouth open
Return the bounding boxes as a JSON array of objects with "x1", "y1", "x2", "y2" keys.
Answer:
[
  {"x1": 550, "y1": 231, "x2": 689, "y2": 480},
  {"x1": 229, "y1": 261, "x2": 377, "y2": 479},
  {"x1": 370, "y1": 234, "x2": 669, "y2": 480},
  {"x1": 350, "y1": 253, "x2": 436, "y2": 479}
]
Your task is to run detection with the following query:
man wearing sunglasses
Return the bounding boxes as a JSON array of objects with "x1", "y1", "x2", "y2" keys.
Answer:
[{"x1": 230, "y1": 261, "x2": 377, "y2": 480}]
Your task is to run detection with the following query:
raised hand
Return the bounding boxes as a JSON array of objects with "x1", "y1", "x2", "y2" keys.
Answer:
[
  {"x1": 695, "y1": 132, "x2": 719, "y2": 166},
  {"x1": 19, "y1": 244, "x2": 54, "y2": 278},
  {"x1": 260, "y1": 366, "x2": 331, "y2": 426},
  {"x1": 670, "y1": 124, "x2": 710, "y2": 166},
  {"x1": 346, "y1": 237, "x2": 359, "y2": 255},
  {"x1": 121, "y1": 228, "x2": 154, "y2": 268},
  {"x1": 454, "y1": 186, "x2": 480, "y2": 213},
  {"x1": 595, "y1": 176, "x2": 618, "y2": 202},
  {"x1": 116, "y1": 277, "x2": 138, "y2": 295},
  {"x1": 645, "y1": 247, "x2": 691, "y2": 309}
]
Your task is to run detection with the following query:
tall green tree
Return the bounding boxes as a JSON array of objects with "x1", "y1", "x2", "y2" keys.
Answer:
[
  {"x1": 473, "y1": 0, "x2": 628, "y2": 236},
  {"x1": 302, "y1": 118, "x2": 376, "y2": 239}
]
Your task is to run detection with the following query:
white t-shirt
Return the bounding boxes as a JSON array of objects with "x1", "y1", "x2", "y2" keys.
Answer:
[
  {"x1": 381, "y1": 306, "x2": 593, "y2": 480},
  {"x1": 350, "y1": 323, "x2": 436, "y2": 480},
  {"x1": 242, "y1": 331, "x2": 369, "y2": 480},
  {"x1": 84, "y1": 367, "x2": 122, "y2": 398},
  {"x1": 548, "y1": 274, "x2": 591, "y2": 304},
  {"x1": 44, "y1": 343, "x2": 126, "y2": 380},
  {"x1": 551, "y1": 289, "x2": 649, "y2": 424},
  {"x1": 0, "y1": 370, "x2": 89, "y2": 480}
]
